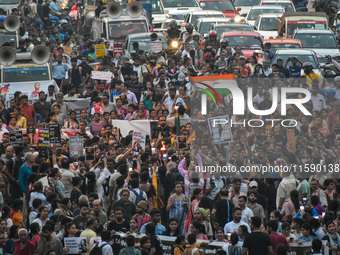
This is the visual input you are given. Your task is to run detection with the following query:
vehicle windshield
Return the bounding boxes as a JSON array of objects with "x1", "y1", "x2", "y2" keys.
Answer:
[
  {"x1": 0, "y1": 33, "x2": 17, "y2": 47},
  {"x1": 201, "y1": 22, "x2": 228, "y2": 33},
  {"x1": 162, "y1": 0, "x2": 199, "y2": 8},
  {"x1": 86, "y1": 0, "x2": 96, "y2": 6},
  {"x1": 151, "y1": 0, "x2": 164, "y2": 14},
  {"x1": 128, "y1": 37, "x2": 167, "y2": 53},
  {"x1": 259, "y1": 17, "x2": 279, "y2": 31},
  {"x1": 272, "y1": 54, "x2": 317, "y2": 68},
  {"x1": 201, "y1": 1, "x2": 236, "y2": 10},
  {"x1": 248, "y1": 8, "x2": 283, "y2": 20},
  {"x1": 192, "y1": 13, "x2": 225, "y2": 23},
  {"x1": 234, "y1": 0, "x2": 260, "y2": 6},
  {"x1": 270, "y1": 43, "x2": 300, "y2": 53},
  {"x1": 294, "y1": 34, "x2": 337, "y2": 49},
  {"x1": 0, "y1": 0, "x2": 19, "y2": 4},
  {"x1": 108, "y1": 21, "x2": 147, "y2": 39},
  {"x1": 170, "y1": 13, "x2": 186, "y2": 20},
  {"x1": 226, "y1": 36, "x2": 263, "y2": 48},
  {"x1": 216, "y1": 25, "x2": 253, "y2": 34},
  {"x1": 287, "y1": 22, "x2": 327, "y2": 37},
  {"x1": 262, "y1": 2, "x2": 295, "y2": 11},
  {"x1": 3, "y1": 67, "x2": 49, "y2": 83}
]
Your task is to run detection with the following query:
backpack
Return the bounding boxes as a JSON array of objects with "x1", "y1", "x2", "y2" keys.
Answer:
[
  {"x1": 89, "y1": 243, "x2": 109, "y2": 255},
  {"x1": 132, "y1": 189, "x2": 147, "y2": 205}
]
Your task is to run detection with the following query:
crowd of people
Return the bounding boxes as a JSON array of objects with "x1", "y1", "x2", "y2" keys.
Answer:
[{"x1": 0, "y1": 0, "x2": 340, "y2": 255}]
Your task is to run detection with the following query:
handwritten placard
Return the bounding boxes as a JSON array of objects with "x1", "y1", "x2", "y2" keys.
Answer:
[{"x1": 91, "y1": 71, "x2": 113, "y2": 80}]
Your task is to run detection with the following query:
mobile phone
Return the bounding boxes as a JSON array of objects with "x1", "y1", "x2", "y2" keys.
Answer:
[
  {"x1": 151, "y1": 147, "x2": 156, "y2": 154},
  {"x1": 302, "y1": 197, "x2": 307, "y2": 205},
  {"x1": 300, "y1": 205, "x2": 304, "y2": 211},
  {"x1": 322, "y1": 212, "x2": 325, "y2": 217},
  {"x1": 162, "y1": 153, "x2": 167, "y2": 160},
  {"x1": 168, "y1": 156, "x2": 171, "y2": 160},
  {"x1": 227, "y1": 233, "x2": 231, "y2": 241},
  {"x1": 74, "y1": 162, "x2": 78, "y2": 167}
]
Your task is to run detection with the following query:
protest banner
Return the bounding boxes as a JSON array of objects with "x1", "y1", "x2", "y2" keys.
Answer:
[
  {"x1": 93, "y1": 102, "x2": 104, "y2": 114},
  {"x1": 65, "y1": 98, "x2": 91, "y2": 116},
  {"x1": 27, "y1": 122, "x2": 35, "y2": 134},
  {"x1": 37, "y1": 128, "x2": 50, "y2": 147},
  {"x1": 207, "y1": 116, "x2": 232, "y2": 144},
  {"x1": 132, "y1": 131, "x2": 146, "y2": 150},
  {"x1": 9, "y1": 130, "x2": 23, "y2": 147},
  {"x1": 95, "y1": 44, "x2": 106, "y2": 59},
  {"x1": 150, "y1": 41, "x2": 163, "y2": 53},
  {"x1": 49, "y1": 123, "x2": 61, "y2": 144},
  {"x1": 112, "y1": 120, "x2": 157, "y2": 137},
  {"x1": 64, "y1": 237, "x2": 87, "y2": 254},
  {"x1": 113, "y1": 43, "x2": 123, "y2": 57},
  {"x1": 69, "y1": 136, "x2": 84, "y2": 157},
  {"x1": 91, "y1": 71, "x2": 113, "y2": 81}
]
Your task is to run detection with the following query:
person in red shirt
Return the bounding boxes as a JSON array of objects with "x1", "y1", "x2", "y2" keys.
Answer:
[
  {"x1": 19, "y1": 95, "x2": 37, "y2": 125},
  {"x1": 267, "y1": 220, "x2": 290, "y2": 255},
  {"x1": 14, "y1": 228, "x2": 35, "y2": 255}
]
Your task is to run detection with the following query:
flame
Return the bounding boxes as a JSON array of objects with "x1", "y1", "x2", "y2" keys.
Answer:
[{"x1": 160, "y1": 141, "x2": 166, "y2": 152}]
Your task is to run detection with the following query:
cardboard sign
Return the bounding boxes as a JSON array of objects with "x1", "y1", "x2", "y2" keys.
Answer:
[
  {"x1": 69, "y1": 136, "x2": 84, "y2": 157},
  {"x1": 85, "y1": 147, "x2": 95, "y2": 161},
  {"x1": 64, "y1": 237, "x2": 87, "y2": 254},
  {"x1": 37, "y1": 128, "x2": 50, "y2": 147},
  {"x1": 91, "y1": 71, "x2": 113, "y2": 81},
  {"x1": 27, "y1": 122, "x2": 35, "y2": 134},
  {"x1": 93, "y1": 102, "x2": 104, "y2": 115},
  {"x1": 207, "y1": 116, "x2": 232, "y2": 144},
  {"x1": 9, "y1": 130, "x2": 23, "y2": 147},
  {"x1": 151, "y1": 41, "x2": 163, "y2": 53},
  {"x1": 113, "y1": 43, "x2": 123, "y2": 57},
  {"x1": 132, "y1": 131, "x2": 146, "y2": 150},
  {"x1": 49, "y1": 123, "x2": 61, "y2": 144},
  {"x1": 95, "y1": 44, "x2": 106, "y2": 59}
]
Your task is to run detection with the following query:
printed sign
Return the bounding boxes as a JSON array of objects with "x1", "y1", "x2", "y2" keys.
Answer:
[
  {"x1": 69, "y1": 136, "x2": 84, "y2": 157},
  {"x1": 9, "y1": 131, "x2": 23, "y2": 147},
  {"x1": 132, "y1": 131, "x2": 146, "y2": 150},
  {"x1": 113, "y1": 43, "x2": 123, "y2": 57},
  {"x1": 27, "y1": 122, "x2": 36, "y2": 134},
  {"x1": 93, "y1": 102, "x2": 104, "y2": 115},
  {"x1": 49, "y1": 123, "x2": 61, "y2": 144},
  {"x1": 91, "y1": 71, "x2": 113, "y2": 81},
  {"x1": 64, "y1": 237, "x2": 87, "y2": 254},
  {"x1": 37, "y1": 128, "x2": 50, "y2": 147},
  {"x1": 150, "y1": 41, "x2": 163, "y2": 53},
  {"x1": 207, "y1": 116, "x2": 232, "y2": 144},
  {"x1": 95, "y1": 44, "x2": 106, "y2": 59}
]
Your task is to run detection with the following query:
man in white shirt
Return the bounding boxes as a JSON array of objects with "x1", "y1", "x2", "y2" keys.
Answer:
[
  {"x1": 252, "y1": 84, "x2": 264, "y2": 105},
  {"x1": 276, "y1": 172, "x2": 296, "y2": 211},
  {"x1": 238, "y1": 195, "x2": 253, "y2": 224},
  {"x1": 224, "y1": 207, "x2": 251, "y2": 234}
]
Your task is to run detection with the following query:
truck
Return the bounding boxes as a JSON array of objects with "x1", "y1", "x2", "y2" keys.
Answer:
[
  {"x1": 277, "y1": 12, "x2": 328, "y2": 38},
  {"x1": 0, "y1": 0, "x2": 20, "y2": 15},
  {"x1": 0, "y1": 46, "x2": 59, "y2": 104}
]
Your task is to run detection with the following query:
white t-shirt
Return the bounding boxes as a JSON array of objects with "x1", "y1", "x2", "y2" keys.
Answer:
[
  {"x1": 241, "y1": 207, "x2": 254, "y2": 224},
  {"x1": 224, "y1": 220, "x2": 251, "y2": 234}
]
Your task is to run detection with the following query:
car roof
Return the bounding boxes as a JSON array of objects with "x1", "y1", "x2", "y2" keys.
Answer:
[
  {"x1": 293, "y1": 28, "x2": 333, "y2": 34},
  {"x1": 188, "y1": 10, "x2": 225, "y2": 15},
  {"x1": 265, "y1": 38, "x2": 301, "y2": 43},
  {"x1": 257, "y1": 13, "x2": 283, "y2": 18},
  {"x1": 274, "y1": 49, "x2": 316, "y2": 54},
  {"x1": 127, "y1": 33, "x2": 166, "y2": 39},
  {"x1": 222, "y1": 31, "x2": 262, "y2": 36},
  {"x1": 215, "y1": 23, "x2": 252, "y2": 27},
  {"x1": 249, "y1": 5, "x2": 285, "y2": 9},
  {"x1": 196, "y1": 17, "x2": 230, "y2": 22}
]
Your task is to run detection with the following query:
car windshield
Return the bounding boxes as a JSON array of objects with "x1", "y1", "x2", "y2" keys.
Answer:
[
  {"x1": 201, "y1": 1, "x2": 236, "y2": 10},
  {"x1": 162, "y1": 0, "x2": 199, "y2": 8},
  {"x1": 216, "y1": 25, "x2": 253, "y2": 34},
  {"x1": 128, "y1": 38, "x2": 167, "y2": 53},
  {"x1": 294, "y1": 34, "x2": 337, "y2": 49},
  {"x1": 108, "y1": 21, "x2": 147, "y2": 39},
  {"x1": 248, "y1": 8, "x2": 283, "y2": 20},
  {"x1": 170, "y1": 13, "x2": 186, "y2": 20},
  {"x1": 200, "y1": 22, "x2": 214, "y2": 34},
  {"x1": 86, "y1": 0, "x2": 96, "y2": 6},
  {"x1": 151, "y1": 0, "x2": 164, "y2": 14},
  {"x1": 259, "y1": 17, "x2": 279, "y2": 31},
  {"x1": 226, "y1": 36, "x2": 262, "y2": 48},
  {"x1": 273, "y1": 53, "x2": 317, "y2": 68},
  {"x1": 270, "y1": 43, "x2": 300, "y2": 53},
  {"x1": 0, "y1": 33, "x2": 17, "y2": 47},
  {"x1": 192, "y1": 13, "x2": 225, "y2": 23},
  {"x1": 3, "y1": 67, "x2": 49, "y2": 83},
  {"x1": 234, "y1": 0, "x2": 260, "y2": 6},
  {"x1": 287, "y1": 22, "x2": 327, "y2": 37},
  {"x1": 262, "y1": 2, "x2": 295, "y2": 11}
]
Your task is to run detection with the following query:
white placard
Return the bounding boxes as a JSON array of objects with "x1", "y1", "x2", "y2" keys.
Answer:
[{"x1": 91, "y1": 71, "x2": 113, "y2": 80}]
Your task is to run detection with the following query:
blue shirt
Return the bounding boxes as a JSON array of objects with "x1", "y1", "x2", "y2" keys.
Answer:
[
  {"x1": 49, "y1": 0, "x2": 62, "y2": 13},
  {"x1": 297, "y1": 235, "x2": 317, "y2": 243},
  {"x1": 140, "y1": 223, "x2": 165, "y2": 235},
  {"x1": 110, "y1": 90, "x2": 124, "y2": 102},
  {"x1": 19, "y1": 163, "x2": 32, "y2": 192},
  {"x1": 52, "y1": 62, "x2": 69, "y2": 79},
  {"x1": 81, "y1": 50, "x2": 96, "y2": 63},
  {"x1": 289, "y1": 65, "x2": 301, "y2": 78}
]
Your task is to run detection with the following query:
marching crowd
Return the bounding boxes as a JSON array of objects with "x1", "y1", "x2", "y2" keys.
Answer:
[{"x1": 1, "y1": 0, "x2": 340, "y2": 255}]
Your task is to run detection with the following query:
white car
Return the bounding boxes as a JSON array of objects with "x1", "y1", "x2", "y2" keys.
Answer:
[
  {"x1": 193, "y1": 17, "x2": 231, "y2": 37},
  {"x1": 254, "y1": 14, "x2": 282, "y2": 39},
  {"x1": 259, "y1": 0, "x2": 296, "y2": 12},
  {"x1": 233, "y1": 0, "x2": 261, "y2": 18},
  {"x1": 184, "y1": 10, "x2": 225, "y2": 25},
  {"x1": 245, "y1": 5, "x2": 285, "y2": 26},
  {"x1": 160, "y1": 0, "x2": 202, "y2": 25}
]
